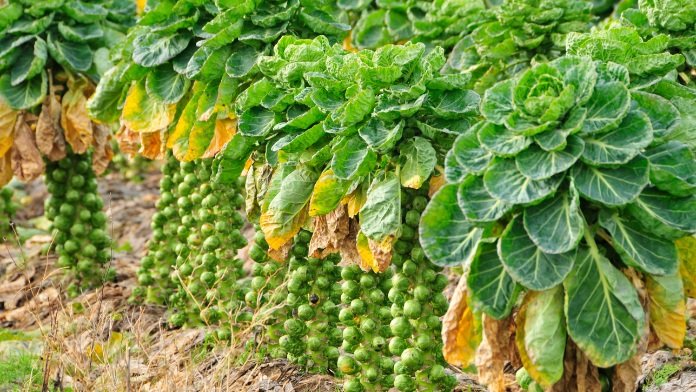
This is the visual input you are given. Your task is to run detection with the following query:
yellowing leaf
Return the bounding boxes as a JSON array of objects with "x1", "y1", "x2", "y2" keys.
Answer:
[
  {"x1": 343, "y1": 32, "x2": 357, "y2": 53},
  {"x1": 356, "y1": 231, "x2": 392, "y2": 272},
  {"x1": 310, "y1": 168, "x2": 350, "y2": 217},
  {"x1": 122, "y1": 79, "x2": 176, "y2": 134},
  {"x1": 676, "y1": 236, "x2": 696, "y2": 298},
  {"x1": 0, "y1": 153, "x2": 13, "y2": 187},
  {"x1": 646, "y1": 272, "x2": 686, "y2": 349},
  {"x1": 342, "y1": 180, "x2": 367, "y2": 218},
  {"x1": 36, "y1": 94, "x2": 66, "y2": 161},
  {"x1": 515, "y1": 287, "x2": 566, "y2": 389},
  {"x1": 61, "y1": 78, "x2": 94, "y2": 154},
  {"x1": 11, "y1": 116, "x2": 44, "y2": 181},
  {"x1": 140, "y1": 130, "x2": 164, "y2": 160},
  {"x1": 202, "y1": 116, "x2": 236, "y2": 159},
  {"x1": 429, "y1": 167, "x2": 445, "y2": 198},
  {"x1": 181, "y1": 118, "x2": 215, "y2": 161},
  {"x1": 356, "y1": 231, "x2": 377, "y2": 271},
  {"x1": 442, "y1": 275, "x2": 482, "y2": 367},
  {"x1": 0, "y1": 98, "x2": 17, "y2": 157}
]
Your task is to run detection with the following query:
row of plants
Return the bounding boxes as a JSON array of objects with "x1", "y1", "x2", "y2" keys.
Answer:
[{"x1": 0, "y1": 0, "x2": 694, "y2": 391}]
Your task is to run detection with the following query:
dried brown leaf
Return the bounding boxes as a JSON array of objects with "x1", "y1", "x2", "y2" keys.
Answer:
[
  {"x1": 139, "y1": 129, "x2": 165, "y2": 160},
  {"x1": 115, "y1": 125, "x2": 139, "y2": 157},
  {"x1": 442, "y1": 274, "x2": 481, "y2": 367},
  {"x1": 267, "y1": 241, "x2": 292, "y2": 263},
  {"x1": 550, "y1": 340, "x2": 602, "y2": 392},
  {"x1": 60, "y1": 78, "x2": 94, "y2": 154},
  {"x1": 11, "y1": 116, "x2": 44, "y2": 181},
  {"x1": 0, "y1": 153, "x2": 12, "y2": 187},
  {"x1": 36, "y1": 94, "x2": 67, "y2": 161},
  {"x1": 91, "y1": 123, "x2": 113, "y2": 175},
  {"x1": 475, "y1": 315, "x2": 515, "y2": 392},
  {"x1": 309, "y1": 205, "x2": 350, "y2": 258},
  {"x1": 338, "y1": 220, "x2": 361, "y2": 266}
]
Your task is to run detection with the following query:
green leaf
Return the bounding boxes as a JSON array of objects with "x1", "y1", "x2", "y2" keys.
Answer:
[
  {"x1": 571, "y1": 156, "x2": 649, "y2": 206},
  {"x1": 599, "y1": 210, "x2": 678, "y2": 275},
  {"x1": 300, "y1": 9, "x2": 351, "y2": 35},
  {"x1": 0, "y1": 71, "x2": 46, "y2": 110},
  {"x1": 483, "y1": 158, "x2": 563, "y2": 205},
  {"x1": 516, "y1": 135, "x2": 584, "y2": 180},
  {"x1": 145, "y1": 65, "x2": 189, "y2": 104},
  {"x1": 0, "y1": 3, "x2": 22, "y2": 31},
  {"x1": 581, "y1": 111, "x2": 653, "y2": 166},
  {"x1": 631, "y1": 91, "x2": 679, "y2": 140},
  {"x1": 238, "y1": 107, "x2": 276, "y2": 137},
  {"x1": 260, "y1": 166, "x2": 318, "y2": 250},
  {"x1": 86, "y1": 64, "x2": 126, "y2": 123},
  {"x1": 7, "y1": 14, "x2": 53, "y2": 34},
  {"x1": 358, "y1": 118, "x2": 403, "y2": 151},
  {"x1": 468, "y1": 241, "x2": 517, "y2": 319},
  {"x1": 63, "y1": 0, "x2": 107, "y2": 23},
  {"x1": 523, "y1": 187, "x2": 584, "y2": 254},
  {"x1": 444, "y1": 149, "x2": 468, "y2": 183},
  {"x1": 457, "y1": 176, "x2": 511, "y2": 223},
  {"x1": 478, "y1": 122, "x2": 531, "y2": 157},
  {"x1": 132, "y1": 31, "x2": 192, "y2": 68},
  {"x1": 481, "y1": 79, "x2": 514, "y2": 124},
  {"x1": 564, "y1": 246, "x2": 644, "y2": 368},
  {"x1": 452, "y1": 124, "x2": 493, "y2": 175},
  {"x1": 331, "y1": 86, "x2": 375, "y2": 127},
  {"x1": 274, "y1": 123, "x2": 325, "y2": 154},
  {"x1": 46, "y1": 33, "x2": 92, "y2": 72},
  {"x1": 499, "y1": 217, "x2": 576, "y2": 291},
  {"x1": 214, "y1": 134, "x2": 256, "y2": 185},
  {"x1": 534, "y1": 108, "x2": 585, "y2": 151},
  {"x1": 57, "y1": 22, "x2": 103, "y2": 42},
  {"x1": 425, "y1": 89, "x2": 480, "y2": 119},
  {"x1": 399, "y1": 137, "x2": 436, "y2": 189},
  {"x1": 359, "y1": 172, "x2": 401, "y2": 242},
  {"x1": 419, "y1": 184, "x2": 483, "y2": 267},
  {"x1": 184, "y1": 45, "x2": 231, "y2": 81},
  {"x1": 225, "y1": 43, "x2": 263, "y2": 78},
  {"x1": 627, "y1": 187, "x2": 696, "y2": 235},
  {"x1": 580, "y1": 81, "x2": 630, "y2": 134},
  {"x1": 331, "y1": 135, "x2": 377, "y2": 180},
  {"x1": 643, "y1": 141, "x2": 696, "y2": 197},
  {"x1": 11, "y1": 38, "x2": 47, "y2": 86},
  {"x1": 515, "y1": 287, "x2": 566, "y2": 388}
]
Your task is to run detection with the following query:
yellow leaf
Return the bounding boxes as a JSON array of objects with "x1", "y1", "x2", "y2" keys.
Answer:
[
  {"x1": 677, "y1": 236, "x2": 696, "y2": 298},
  {"x1": 202, "y1": 116, "x2": 236, "y2": 158},
  {"x1": 310, "y1": 169, "x2": 349, "y2": 217},
  {"x1": 342, "y1": 180, "x2": 367, "y2": 218},
  {"x1": 0, "y1": 98, "x2": 17, "y2": 157},
  {"x1": 139, "y1": 130, "x2": 164, "y2": 160},
  {"x1": 260, "y1": 205, "x2": 308, "y2": 250},
  {"x1": 342, "y1": 32, "x2": 357, "y2": 53},
  {"x1": 429, "y1": 167, "x2": 445, "y2": 198},
  {"x1": 356, "y1": 231, "x2": 377, "y2": 272},
  {"x1": 135, "y1": 0, "x2": 146, "y2": 14},
  {"x1": 87, "y1": 343, "x2": 106, "y2": 364},
  {"x1": 442, "y1": 275, "x2": 482, "y2": 367},
  {"x1": 122, "y1": 79, "x2": 176, "y2": 134},
  {"x1": 646, "y1": 272, "x2": 686, "y2": 349},
  {"x1": 0, "y1": 153, "x2": 13, "y2": 187},
  {"x1": 61, "y1": 78, "x2": 94, "y2": 154},
  {"x1": 181, "y1": 118, "x2": 215, "y2": 161},
  {"x1": 355, "y1": 231, "x2": 392, "y2": 272},
  {"x1": 115, "y1": 125, "x2": 139, "y2": 157}
]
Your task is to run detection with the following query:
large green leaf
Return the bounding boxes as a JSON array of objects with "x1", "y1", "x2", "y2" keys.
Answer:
[
  {"x1": 468, "y1": 241, "x2": 517, "y2": 319},
  {"x1": 0, "y1": 71, "x2": 46, "y2": 110},
  {"x1": 145, "y1": 65, "x2": 189, "y2": 104},
  {"x1": 643, "y1": 141, "x2": 696, "y2": 197},
  {"x1": 358, "y1": 118, "x2": 403, "y2": 151},
  {"x1": 516, "y1": 135, "x2": 584, "y2": 180},
  {"x1": 499, "y1": 218, "x2": 576, "y2": 290},
  {"x1": 580, "y1": 81, "x2": 630, "y2": 135},
  {"x1": 534, "y1": 108, "x2": 585, "y2": 151},
  {"x1": 631, "y1": 91, "x2": 679, "y2": 140},
  {"x1": 238, "y1": 107, "x2": 276, "y2": 137},
  {"x1": 399, "y1": 137, "x2": 436, "y2": 189},
  {"x1": 564, "y1": 246, "x2": 644, "y2": 368},
  {"x1": 515, "y1": 287, "x2": 566, "y2": 388},
  {"x1": 599, "y1": 210, "x2": 678, "y2": 275},
  {"x1": 523, "y1": 187, "x2": 584, "y2": 254},
  {"x1": 457, "y1": 176, "x2": 511, "y2": 223},
  {"x1": 274, "y1": 123, "x2": 325, "y2": 154},
  {"x1": 132, "y1": 31, "x2": 192, "y2": 68},
  {"x1": 10, "y1": 37, "x2": 47, "y2": 86},
  {"x1": 359, "y1": 172, "x2": 401, "y2": 242},
  {"x1": 581, "y1": 111, "x2": 653, "y2": 166},
  {"x1": 478, "y1": 122, "x2": 531, "y2": 157},
  {"x1": 627, "y1": 187, "x2": 696, "y2": 235},
  {"x1": 452, "y1": 124, "x2": 493, "y2": 174},
  {"x1": 47, "y1": 33, "x2": 92, "y2": 72},
  {"x1": 480, "y1": 79, "x2": 514, "y2": 124},
  {"x1": 425, "y1": 89, "x2": 480, "y2": 119},
  {"x1": 331, "y1": 135, "x2": 377, "y2": 180},
  {"x1": 419, "y1": 184, "x2": 483, "y2": 267},
  {"x1": 225, "y1": 43, "x2": 263, "y2": 78},
  {"x1": 7, "y1": 14, "x2": 53, "y2": 34},
  {"x1": 483, "y1": 158, "x2": 563, "y2": 205},
  {"x1": 57, "y1": 22, "x2": 103, "y2": 42},
  {"x1": 571, "y1": 156, "x2": 649, "y2": 206}
]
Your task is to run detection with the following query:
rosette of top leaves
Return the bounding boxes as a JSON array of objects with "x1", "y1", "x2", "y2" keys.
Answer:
[
  {"x1": 217, "y1": 35, "x2": 480, "y2": 270},
  {"x1": 88, "y1": 0, "x2": 350, "y2": 162},
  {"x1": 420, "y1": 56, "x2": 696, "y2": 387},
  {"x1": 621, "y1": 0, "x2": 696, "y2": 73},
  {"x1": 342, "y1": 0, "x2": 487, "y2": 50},
  {"x1": 0, "y1": 0, "x2": 134, "y2": 185},
  {"x1": 444, "y1": 0, "x2": 594, "y2": 92}
]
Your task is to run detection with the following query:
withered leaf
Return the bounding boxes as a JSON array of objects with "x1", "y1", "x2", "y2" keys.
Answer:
[
  {"x1": 475, "y1": 315, "x2": 516, "y2": 392},
  {"x1": 0, "y1": 153, "x2": 12, "y2": 187},
  {"x1": 0, "y1": 98, "x2": 17, "y2": 157},
  {"x1": 61, "y1": 78, "x2": 94, "y2": 154},
  {"x1": 267, "y1": 240, "x2": 292, "y2": 262},
  {"x1": 115, "y1": 125, "x2": 139, "y2": 157},
  {"x1": 140, "y1": 129, "x2": 165, "y2": 160},
  {"x1": 202, "y1": 117, "x2": 236, "y2": 159},
  {"x1": 11, "y1": 116, "x2": 44, "y2": 181},
  {"x1": 36, "y1": 94, "x2": 67, "y2": 161},
  {"x1": 309, "y1": 205, "x2": 350, "y2": 258},
  {"x1": 550, "y1": 340, "x2": 602, "y2": 392},
  {"x1": 92, "y1": 123, "x2": 113, "y2": 175},
  {"x1": 442, "y1": 274, "x2": 482, "y2": 367}
]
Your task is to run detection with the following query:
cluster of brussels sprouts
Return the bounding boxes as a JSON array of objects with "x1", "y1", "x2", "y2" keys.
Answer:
[
  {"x1": 0, "y1": 186, "x2": 18, "y2": 239},
  {"x1": 166, "y1": 160, "x2": 247, "y2": 332},
  {"x1": 246, "y1": 225, "x2": 290, "y2": 358},
  {"x1": 281, "y1": 230, "x2": 342, "y2": 373},
  {"x1": 390, "y1": 189, "x2": 455, "y2": 392},
  {"x1": 338, "y1": 265, "x2": 395, "y2": 391},
  {"x1": 133, "y1": 153, "x2": 184, "y2": 304},
  {"x1": 45, "y1": 151, "x2": 112, "y2": 294}
]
